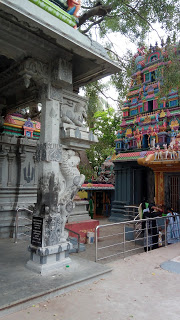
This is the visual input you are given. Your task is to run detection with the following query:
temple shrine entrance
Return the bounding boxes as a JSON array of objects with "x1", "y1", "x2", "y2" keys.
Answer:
[
  {"x1": 95, "y1": 191, "x2": 104, "y2": 216},
  {"x1": 165, "y1": 173, "x2": 180, "y2": 212},
  {"x1": 146, "y1": 169, "x2": 155, "y2": 204},
  {"x1": 142, "y1": 134, "x2": 149, "y2": 148},
  {"x1": 148, "y1": 100, "x2": 153, "y2": 112}
]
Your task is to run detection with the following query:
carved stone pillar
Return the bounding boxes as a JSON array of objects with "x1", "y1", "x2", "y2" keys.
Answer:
[
  {"x1": 0, "y1": 153, "x2": 6, "y2": 187},
  {"x1": 27, "y1": 64, "x2": 95, "y2": 274},
  {"x1": 7, "y1": 153, "x2": 15, "y2": 187},
  {"x1": 27, "y1": 92, "x2": 72, "y2": 275},
  {"x1": 33, "y1": 154, "x2": 38, "y2": 187},
  {"x1": 18, "y1": 153, "x2": 26, "y2": 187}
]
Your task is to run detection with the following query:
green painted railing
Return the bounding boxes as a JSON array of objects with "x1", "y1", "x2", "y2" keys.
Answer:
[{"x1": 29, "y1": 0, "x2": 77, "y2": 27}]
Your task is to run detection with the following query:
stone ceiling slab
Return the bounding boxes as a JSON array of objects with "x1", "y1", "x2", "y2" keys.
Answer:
[{"x1": 0, "y1": 0, "x2": 121, "y2": 89}]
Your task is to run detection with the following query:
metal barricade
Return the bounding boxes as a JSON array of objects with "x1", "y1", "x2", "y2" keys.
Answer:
[
  {"x1": 95, "y1": 215, "x2": 180, "y2": 262},
  {"x1": 14, "y1": 207, "x2": 33, "y2": 243},
  {"x1": 65, "y1": 227, "x2": 81, "y2": 253},
  {"x1": 14, "y1": 207, "x2": 81, "y2": 252},
  {"x1": 124, "y1": 205, "x2": 139, "y2": 220}
]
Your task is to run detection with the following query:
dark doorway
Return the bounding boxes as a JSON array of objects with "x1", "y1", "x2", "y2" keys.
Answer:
[
  {"x1": 148, "y1": 100, "x2": 153, "y2": 112},
  {"x1": 165, "y1": 174, "x2": 180, "y2": 212},
  {"x1": 142, "y1": 134, "x2": 149, "y2": 149},
  {"x1": 94, "y1": 191, "x2": 104, "y2": 216},
  {"x1": 147, "y1": 169, "x2": 155, "y2": 204},
  {"x1": 151, "y1": 71, "x2": 156, "y2": 82}
]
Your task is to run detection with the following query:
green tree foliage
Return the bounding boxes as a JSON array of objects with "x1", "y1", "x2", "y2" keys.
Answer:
[
  {"x1": 80, "y1": 0, "x2": 179, "y2": 43},
  {"x1": 80, "y1": 1, "x2": 179, "y2": 109},
  {"x1": 85, "y1": 81, "x2": 105, "y2": 128},
  {"x1": 80, "y1": 1, "x2": 179, "y2": 99},
  {"x1": 160, "y1": 39, "x2": 180, "y2": 99},
  {"x1": 110, "y1": 49, "x2": 134, "y2": 100},
  {"x1": 78, "y1": 163, "x2": 95, "y2": 181},
  {"x1": 86, "y1": 107, "x2": 121, "y2": 168}
]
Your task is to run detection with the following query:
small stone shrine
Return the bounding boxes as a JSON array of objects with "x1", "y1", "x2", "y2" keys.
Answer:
[{"x1": 0, "y1": 0, "x2": 120, "y2": 273}]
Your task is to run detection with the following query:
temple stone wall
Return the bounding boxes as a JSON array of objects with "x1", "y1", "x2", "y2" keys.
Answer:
[
  {"x1": 0, "y1": 134, "x2": 90, "y2": 238},
  {"x1": 0, "y1": 135, "x2": 37, "y2": 238}
]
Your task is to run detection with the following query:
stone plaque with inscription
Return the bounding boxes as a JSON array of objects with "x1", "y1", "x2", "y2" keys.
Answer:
[{"x1": 31, "y1": 216, "x2": 43, "y2": 247}]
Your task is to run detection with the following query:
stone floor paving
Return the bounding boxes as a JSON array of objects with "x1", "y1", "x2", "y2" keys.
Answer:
[
  {"x1": 1, "y1": 242, "x2": 180, "y2": 320},
  {"x1": 0, "y1": 238, "x2": 112, "y2": 317},
  {"x1": 1, "y1": 218, "x2": 178, "y2": 320}
]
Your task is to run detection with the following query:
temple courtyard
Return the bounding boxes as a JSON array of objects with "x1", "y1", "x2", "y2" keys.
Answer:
[{"x1": 0, "y1": 238, "x2": 180, "y2": 319}]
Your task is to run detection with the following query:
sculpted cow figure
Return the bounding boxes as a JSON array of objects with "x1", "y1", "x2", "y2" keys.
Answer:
[
  {"x1": 162, "y1": 143, "x2": 169, "y2": 160},
  {"x1": 154, "y1": 144, "x2": 162, "y2": 160},
  {"x1": 168, "y1": 143, "x2": 177, "y2": 160},
  {"x1": 178, "y1": 142, "x2": 180, "y2": 160}
]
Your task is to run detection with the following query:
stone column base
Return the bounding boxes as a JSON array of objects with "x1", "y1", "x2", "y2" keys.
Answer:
[{"x1": 27, "y1": 242, "x2": 72, "y2": 275}]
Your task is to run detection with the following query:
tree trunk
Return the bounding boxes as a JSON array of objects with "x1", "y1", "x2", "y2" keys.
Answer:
[{"x1": 78, "y1": 4, "x2": 112, "y2": 27}]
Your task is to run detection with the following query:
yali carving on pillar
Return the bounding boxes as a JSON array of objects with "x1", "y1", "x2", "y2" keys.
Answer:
[{"x1": 59, "y1": 149, "x2": 85, "y2": 242}]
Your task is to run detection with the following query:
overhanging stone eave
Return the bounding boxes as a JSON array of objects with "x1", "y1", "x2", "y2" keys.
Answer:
[
  {"x1": 73, "y1": 68, "x2": 117, "y2": 88},
  {"x1": 0, "y1": 0, "x2": 121, "y2": 82}
]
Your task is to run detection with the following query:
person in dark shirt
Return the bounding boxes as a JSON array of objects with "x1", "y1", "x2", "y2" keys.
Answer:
[{"x1": 142, "y1": 203, "x2": 162, "y2": 251}]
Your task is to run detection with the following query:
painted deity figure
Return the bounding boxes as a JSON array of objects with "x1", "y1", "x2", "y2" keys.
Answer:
[
  {"x1": 67, "y1": 0, "x2": 81, "y2": 17},
  {"x1": 150, "y1": 137, "x2": 156, "y2": 149},
  {"x1": 124, "y1": 137, "x2": 129, "y2": 150},
  {"x1": 134, "y1": 128, "x2": 142, "y2": 149},
  {"x1": 155, "y1": 113, "x2": 159, "y2": 122},
  {"x1": 170, "y1": 129, "x2": 176, "y2": 146},
  {"x1": 148, "y1": 128, "x2": 158, "y2": 149}
]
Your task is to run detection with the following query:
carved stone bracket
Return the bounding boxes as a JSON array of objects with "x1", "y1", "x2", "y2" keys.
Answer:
[
  {"x1": 19, "y1": 58, "x2": 49, "y2": 85},
  {"x1": 51, "y1": 58, "x2": 72, "y2": 87},
  {"x1": 60, "y1": 123, "x2": 98, "y2": 150},
  {"x1": 36, "y1": 143, "x2": 62, "y2": 162},
  {"x1": 0, "y1": 57, "x2": 49, "y2": 96},
  {"x1": 49, "y1": 85, "x2": 63, "y2": 102}
]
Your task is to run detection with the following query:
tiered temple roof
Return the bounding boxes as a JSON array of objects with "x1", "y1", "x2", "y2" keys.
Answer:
[{"x1": 114, "y1": 43, "x2": 180, "y2": 162}]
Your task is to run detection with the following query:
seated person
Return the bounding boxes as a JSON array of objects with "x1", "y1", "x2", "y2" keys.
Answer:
[{"x1": 67, "y1": 0, "x2": 81, "y2": 17}]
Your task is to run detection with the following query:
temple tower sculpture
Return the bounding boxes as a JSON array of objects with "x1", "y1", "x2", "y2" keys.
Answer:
[{"x1": 111, "y1": 43, "x2": 180, "y2": 221}]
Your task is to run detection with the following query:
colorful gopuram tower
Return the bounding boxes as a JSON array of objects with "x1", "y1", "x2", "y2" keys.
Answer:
[{"x1": 111, "y1": 43, "x2": 180, "y2": 221}]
